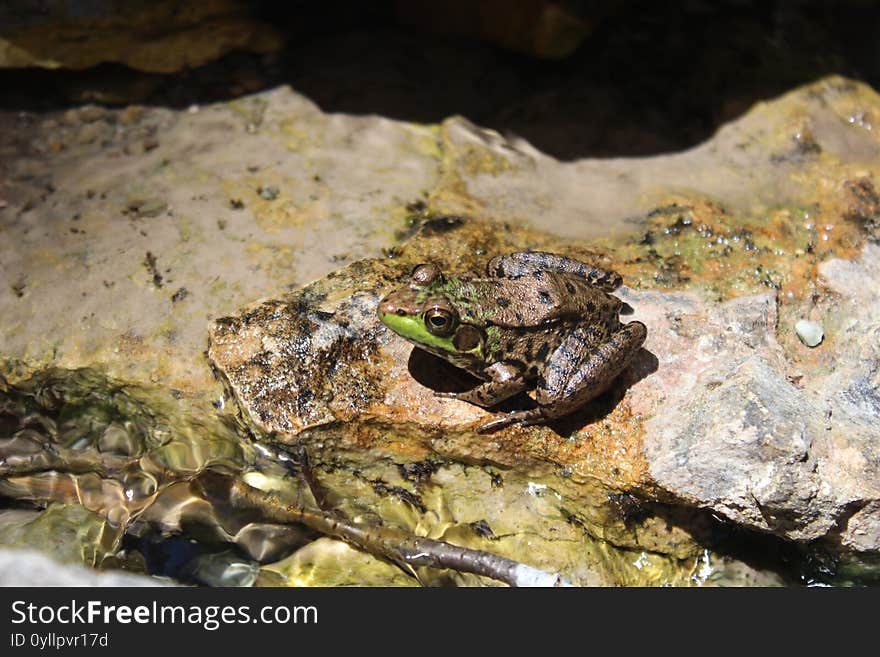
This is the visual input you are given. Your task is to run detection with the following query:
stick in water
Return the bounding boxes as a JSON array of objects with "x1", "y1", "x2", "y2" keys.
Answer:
[{"x1": 225, "y1": 475, "x2": 573, "y2": 587}]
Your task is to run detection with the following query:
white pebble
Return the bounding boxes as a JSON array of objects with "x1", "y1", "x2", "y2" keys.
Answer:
[{"x1": 795, "y1": 319, "x2": 824, "y2": 347}]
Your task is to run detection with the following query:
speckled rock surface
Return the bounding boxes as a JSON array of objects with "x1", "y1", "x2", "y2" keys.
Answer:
[
  {"x1": 5, "y1": 76, "x2": 878, "y2": 398},
  {"x1": 0, "y1": 87, "x2": 441, "y2": 393},
  {"x1": 635, "y1": 245, "x2": 880, "y2": 545}
]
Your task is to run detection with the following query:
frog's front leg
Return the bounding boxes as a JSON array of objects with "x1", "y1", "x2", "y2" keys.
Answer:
[
  {"x1": 435, "y1": 362, "x2": 529, "y2": 407},
  {"x1": 476, "y1": 321, "x2": 646, "y2": 433}
]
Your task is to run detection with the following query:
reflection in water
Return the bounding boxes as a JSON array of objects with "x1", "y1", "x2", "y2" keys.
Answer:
[{"x1": 0, "y1": 367, "x2": 292, "y2": 582}]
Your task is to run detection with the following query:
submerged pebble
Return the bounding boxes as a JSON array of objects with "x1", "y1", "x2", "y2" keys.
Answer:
[
  {"x1": 258, "y1": 185, "x2": 279, "y2": 200},
  {"x1": 795, "y1": 319, "x2": 824, "y2": 347}
]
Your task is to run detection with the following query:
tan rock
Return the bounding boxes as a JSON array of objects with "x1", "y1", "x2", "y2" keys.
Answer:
[{"x1": 0, "y1": 1, "x2": 281, "y2": 73}]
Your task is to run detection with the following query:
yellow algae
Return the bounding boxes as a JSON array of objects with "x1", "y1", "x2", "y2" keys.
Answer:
[
  {"x1": 278, "y1": 115, "x2": 319, "y2": 153},
  {"x1": 407, "y1": 123, "x2": 443, "y2": 160},
  {"x1": 243, "y1": 241, "x2": 298, "y2": 280},
  {"x1": 607, "y1": 181, "x2": 873, "y2": 301},
  {"x1": 227, "y1": 96, "x2": 268, "y2": 129}
]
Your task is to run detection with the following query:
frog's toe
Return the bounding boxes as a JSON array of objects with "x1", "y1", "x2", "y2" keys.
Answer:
[
  {"x1": 476, "y1": 415, "x2": 516, "y2": 433},
  {"x1": 476, "y1": 409, "x2": 545, "y2": 433}
]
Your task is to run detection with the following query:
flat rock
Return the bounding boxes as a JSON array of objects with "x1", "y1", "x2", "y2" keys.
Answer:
[
  {"x1": 210, "y1": 235, "x2": 880, "y2": 552},
  {"x1": 0, "y1": 87, "x2": 441, "y2": 394}
]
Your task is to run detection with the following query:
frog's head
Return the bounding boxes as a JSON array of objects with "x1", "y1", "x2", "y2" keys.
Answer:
[{"x1": 378, "y1": 263, "x2": 484, "y2": 360}]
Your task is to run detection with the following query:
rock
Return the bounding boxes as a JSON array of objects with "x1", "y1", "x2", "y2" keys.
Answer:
[
  {"x1": 431, "y1": 77, "x2": 880, "y2": 246},
  {"x1": 2, "y1": 76, "x2": 877, "y2": 398},
  {"x1": 0, "y1": 548, "x2": 168, "y2": 586},
  {"x1": 209, "y1": 231, "x2": 880, "y2": 555},
  {"x1": 637, "y1": 244, "x2": 880, "y2": 546},
  {"x1": 257, "y1": 185, "x2": 279, "y2": 201},
  {"x1": 0, "y1": 1, "x2": 281, "y2": 73},
  {"x1": 841, "y1": 501, "x2": 880, "y2": 553},
  {"x1": 645, "y1": 355, "x2": 833, "y2": 539},
  {"x1": 0, "y1": 86, "x2": 441, "y2": 395}
]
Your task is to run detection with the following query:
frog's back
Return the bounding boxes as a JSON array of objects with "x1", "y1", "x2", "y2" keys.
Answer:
[{"x1": 458, "y1": 272, "x2": 621, "y2": 328}]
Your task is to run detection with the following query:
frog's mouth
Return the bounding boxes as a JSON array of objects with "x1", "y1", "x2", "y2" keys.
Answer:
[{"x1": 378, "y1": 311, "x2": 457, "y2": 354}]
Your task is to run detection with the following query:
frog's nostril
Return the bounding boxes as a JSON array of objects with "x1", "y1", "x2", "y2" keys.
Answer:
[{"x1": 379, "y1": 300, "x2": 403, "y2": 316}]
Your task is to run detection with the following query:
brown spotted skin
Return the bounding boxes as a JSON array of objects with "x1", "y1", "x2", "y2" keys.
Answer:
[
  {"x1": 476, "y1": 321, "x2": 647, "y2": 432},
  {"x1": 377, "y1": 252, "x2": 646, "y2": 432},
  {"x1": 486, "y1": 251, "x2": 623, "y2": 291},
  {"x1": 435, "y1": 361, "x2": 530, "y2": 407}
]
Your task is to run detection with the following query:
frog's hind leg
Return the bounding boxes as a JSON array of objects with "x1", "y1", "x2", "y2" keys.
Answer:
[
  {"x1": 435, "y1": 362, "x2": 529, "y2": 408},
  {"x1": 538, "y1": 320, "x2": 647, "y2": 418},
  {"x1": 476, "y1": 321, "x2": 646, "y2": 433},
  {"x1": 486, "y1": 252, "x2": 622, "y2": 291}
]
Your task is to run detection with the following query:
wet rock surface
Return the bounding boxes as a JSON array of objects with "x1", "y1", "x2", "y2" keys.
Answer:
[{"x1": 2, "y1": 366, "x2": 754, "y2": 586}]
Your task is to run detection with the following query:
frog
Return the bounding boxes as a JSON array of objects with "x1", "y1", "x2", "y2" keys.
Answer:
[{"x1": 377, "y1": 251, "x2": 647, "y2": 433}]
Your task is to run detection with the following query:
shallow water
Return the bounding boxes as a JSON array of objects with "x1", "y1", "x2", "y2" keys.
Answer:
[{"x1": 2, "y1": 366, "x2": 873, "y2": 586}]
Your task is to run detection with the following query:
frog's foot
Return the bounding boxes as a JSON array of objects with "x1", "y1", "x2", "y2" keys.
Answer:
[
  {"x1": 434, "y1": 376, "x2": 528, "y2": 410},
  {"x1": 434, "y1": 362, "x2": 529, "y2": 408},
  {"x1": 476, "y1": 409, "x2": 546, "y2": 433}
]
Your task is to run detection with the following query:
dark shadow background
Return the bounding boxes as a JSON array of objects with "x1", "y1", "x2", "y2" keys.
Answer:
[{"x1": 1, "y1": 0, "x2": 879, "y2": 161}]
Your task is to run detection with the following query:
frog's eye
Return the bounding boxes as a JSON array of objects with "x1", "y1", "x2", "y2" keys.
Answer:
[
  {"x1": 411, "y1": 264, "x2": 442, "y2": 286},
  {"x1": 423, "y1": 306, "x2": 458, "y2": 337}
]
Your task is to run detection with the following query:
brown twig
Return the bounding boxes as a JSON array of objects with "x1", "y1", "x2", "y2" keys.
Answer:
[{"x1": 228, "y1": 477, "x2": 572, "y2": 587}]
